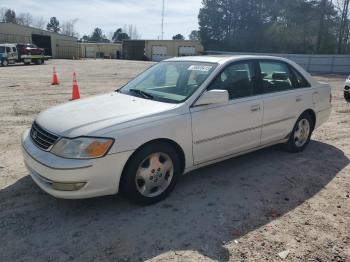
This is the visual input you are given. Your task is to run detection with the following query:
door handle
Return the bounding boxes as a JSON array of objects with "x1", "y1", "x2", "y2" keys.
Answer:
[
  {"x1": 251, "y1": 105, "x2": 261, "y2": 112},
  {"x1": 296, "y1": 95, "x2": 302, "y2": 102}
]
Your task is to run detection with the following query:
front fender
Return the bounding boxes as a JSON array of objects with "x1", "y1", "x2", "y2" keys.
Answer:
[{"x1": 104, "y1": 113, "x2": 194, "y2": 170}]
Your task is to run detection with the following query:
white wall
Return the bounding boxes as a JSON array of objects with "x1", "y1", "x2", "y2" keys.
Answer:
[{"x1": 206, "y1": 51, "x2": 350, "y2": 74}]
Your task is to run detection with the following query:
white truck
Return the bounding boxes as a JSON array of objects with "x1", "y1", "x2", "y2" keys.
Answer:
[{"x1": 0, "y1": 43, "x2": 48, "y2": 66}]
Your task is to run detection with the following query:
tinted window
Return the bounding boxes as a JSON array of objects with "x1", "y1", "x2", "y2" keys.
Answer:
[
  {"x1": 260, "y1": 61, "x2": 293, "y2": 93},
  {"x1": 291, "y1": 67, "x2": 311, "y2": 88},
  {"x1": 209, "y1": 62, "x2": 256, "y2": 100}
]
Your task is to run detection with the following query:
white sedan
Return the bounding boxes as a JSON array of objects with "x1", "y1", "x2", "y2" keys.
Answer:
[
  {"x1": 345, "y1": 76, "x2": 350, "y2": 102},
  {"x1": 22, "y1": 56, "x2": 332, "y2": 205}
]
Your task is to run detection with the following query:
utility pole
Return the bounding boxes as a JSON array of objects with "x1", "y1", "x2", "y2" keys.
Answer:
[{"x1": 161, "y1": 0, "x2": 165, "y2": 40}]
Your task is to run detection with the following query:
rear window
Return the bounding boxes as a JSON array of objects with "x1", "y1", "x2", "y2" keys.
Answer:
[
  {"x1": 259, "y1": 61, "x2": 294, "y2": 93},
  {"x1": 291, "y1": 67, "x2": 311, "y2": 88}
]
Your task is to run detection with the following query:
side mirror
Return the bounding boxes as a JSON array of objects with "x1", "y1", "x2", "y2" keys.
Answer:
[{"x1": 194, "y1": 89, "x2": 229, "y2": 106}]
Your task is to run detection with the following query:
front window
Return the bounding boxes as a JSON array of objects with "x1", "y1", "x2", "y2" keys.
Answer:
[
  {"x1": 119, "y1": 61, "x2": 217, "y2": 103},
  {"x1": 208, "y1": 61, "x2": 257, "y2": 100}
]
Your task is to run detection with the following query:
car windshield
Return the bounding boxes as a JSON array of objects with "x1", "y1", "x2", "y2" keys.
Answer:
[
  {"x1": 0, "y1": 46, "x2": 5, "y2": 53},
  {"x1": 119, "y1": 61, "x2": 217, "y2": 103}
]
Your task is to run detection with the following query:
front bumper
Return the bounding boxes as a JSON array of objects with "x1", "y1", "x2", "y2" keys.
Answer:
[{"x1": 21, "y1": 129, "x2": 133, "y2": 199}]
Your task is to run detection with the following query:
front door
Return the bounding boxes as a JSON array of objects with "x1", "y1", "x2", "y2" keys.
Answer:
[
  {"x1": 6, "y1": 46, "x2": 17, "y2": 62},
  {"x1": 191, "y1": 61, "x2": 263, "y2": 165}
]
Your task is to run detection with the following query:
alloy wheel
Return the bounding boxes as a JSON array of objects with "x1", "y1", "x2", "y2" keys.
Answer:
[
  {"x1": 135, "y1": 152, "x2": 174, "y2": 198},
  {"x1": 294, "y1": 118, "x2": 310, "y2": 147}
]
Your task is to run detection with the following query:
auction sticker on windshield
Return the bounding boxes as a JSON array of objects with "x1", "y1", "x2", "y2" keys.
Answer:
[{"x1": 188, "y1": 65, "x2": 213, "y2": 72}]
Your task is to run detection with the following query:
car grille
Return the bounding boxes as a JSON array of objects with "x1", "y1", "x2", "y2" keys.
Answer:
[{"x1": 30, "y1": 122, "x2": 59, "y2": 151}]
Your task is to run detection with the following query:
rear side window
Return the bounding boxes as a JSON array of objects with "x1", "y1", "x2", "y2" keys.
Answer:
[
  {"x1": 291, "y1": 67, "x2": 311, "y2": 88},
  {"x1": 259, "y1": 61, "x2": 294, "y2": 93}
]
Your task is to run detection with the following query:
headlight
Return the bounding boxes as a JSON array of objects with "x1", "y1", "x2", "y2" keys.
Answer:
[{"x1": 51, "y1": 137, "x2": 114, "y2": 159}]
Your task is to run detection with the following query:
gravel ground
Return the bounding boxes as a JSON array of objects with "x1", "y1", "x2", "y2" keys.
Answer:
[{"x1": 0, "y1": 59, "x2": 349, "y2": 262}]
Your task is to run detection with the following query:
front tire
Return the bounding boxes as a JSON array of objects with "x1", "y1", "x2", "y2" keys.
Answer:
[
  {"x1": 1, "y1": 59, "x2": 8, "y2": 67},
  {"x1": 286, "y1": 113, "x2": 313, "y2": 153},
  {"x1": 120, "y1": 142, "x2": 181, "y2": 205},
  {"x1": 345, "y1": 90, "x2": 350, "y2": 102}
]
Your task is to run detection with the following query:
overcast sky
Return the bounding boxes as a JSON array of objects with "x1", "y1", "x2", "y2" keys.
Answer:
[{"x1": 1, "y1": 0, "x2": 202, "y2": 39}]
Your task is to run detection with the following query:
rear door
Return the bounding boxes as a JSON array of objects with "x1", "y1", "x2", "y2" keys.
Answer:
[
  {"x1": 10, "y1": 47, "x2": 18, "y2": 61},
  {"x1": 258, "y1": 60, "x2": 306, "y2": 145}
]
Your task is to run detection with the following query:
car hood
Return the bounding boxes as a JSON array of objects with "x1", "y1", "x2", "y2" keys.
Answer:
[{"x1": 36, "y1": 92, "x2": 178, "y2": 137}]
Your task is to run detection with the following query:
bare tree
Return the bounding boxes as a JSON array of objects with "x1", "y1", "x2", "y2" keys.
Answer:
[
  {"x1": 107, "y1": 31, "x2": 114, "y2": 42},
  {"x1": 17, "y1": 12, "x2": 33, "y2": 26},
  {"x1": 0, "y1": 7, "x2": 7, "y2": 22},
  {"x1": 32, "y1": 16, "x2": 46, "y2": 29},
  {"x1": 124, "y1": 24, "x2": 141, "y2": 40},
  {"x1": 61, "y1": 18, "x2": 79, "y2": 38}
]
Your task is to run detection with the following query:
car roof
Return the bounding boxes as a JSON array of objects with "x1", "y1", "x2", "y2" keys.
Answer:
[
  {"x1": 165, "y1": 55, "x2": 293, "y2": 64},
  {"x1": 165, "y1": 55, "x2": 319, "y2": 86}
]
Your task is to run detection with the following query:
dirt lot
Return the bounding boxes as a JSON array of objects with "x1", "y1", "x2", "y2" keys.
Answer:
[{"x1": 0, "y1": 59, "x2": 349, "y2": 262}]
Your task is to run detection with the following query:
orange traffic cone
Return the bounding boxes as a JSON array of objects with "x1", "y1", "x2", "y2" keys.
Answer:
[
  {"x1": 51, "y1": 67, "x2": 59, "y2": 85},
  {"x1": 71, "y1": 72, "x2": 80, "y2": 100}
]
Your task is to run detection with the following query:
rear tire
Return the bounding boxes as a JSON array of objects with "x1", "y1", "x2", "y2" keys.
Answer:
[
  {"x1": 120, "y1": 142, "x2": 181, "y2": 205},
  {"x1": 286, "y1": 113, "x2": 313, "y2": 153}
]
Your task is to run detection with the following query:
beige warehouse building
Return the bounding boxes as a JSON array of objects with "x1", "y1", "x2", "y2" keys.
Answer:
[
  {"x1": 0, "y1": 22, "x2": 78, "y2": 59},
  {"x1": 79, "y1": 42, "x2": 123, "y2": 59},
  {"x1": 123, "y1": 40, "x2": 204, "y2": 61}
]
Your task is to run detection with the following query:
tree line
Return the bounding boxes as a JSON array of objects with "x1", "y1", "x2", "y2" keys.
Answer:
[
  {"x1": 198, "y1": 0, "x2": 350, "y2": 54},
  {"x1": 0, "y1": 7, "x2": 80, "y2": 37},
  {"x1": 0, "y1": 7, "x2": 141, "y2": 43}
]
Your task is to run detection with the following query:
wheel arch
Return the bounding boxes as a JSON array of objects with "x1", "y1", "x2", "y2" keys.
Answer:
[
  {"x1": 301, "y1": 109, "x2": 316, "y2": 130},
  {"x1": 119, "y1": 138, "x2": 186, "y2": 190}
]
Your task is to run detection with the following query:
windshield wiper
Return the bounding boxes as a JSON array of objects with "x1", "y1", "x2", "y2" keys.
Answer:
[{"x1": 129, "y1": 89, "x2": 154, "y2": 100}]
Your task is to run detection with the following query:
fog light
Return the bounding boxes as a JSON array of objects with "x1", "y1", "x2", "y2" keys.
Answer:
[{"x1": 52, "y1": 182, "x2": 86, "y2": 191}]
